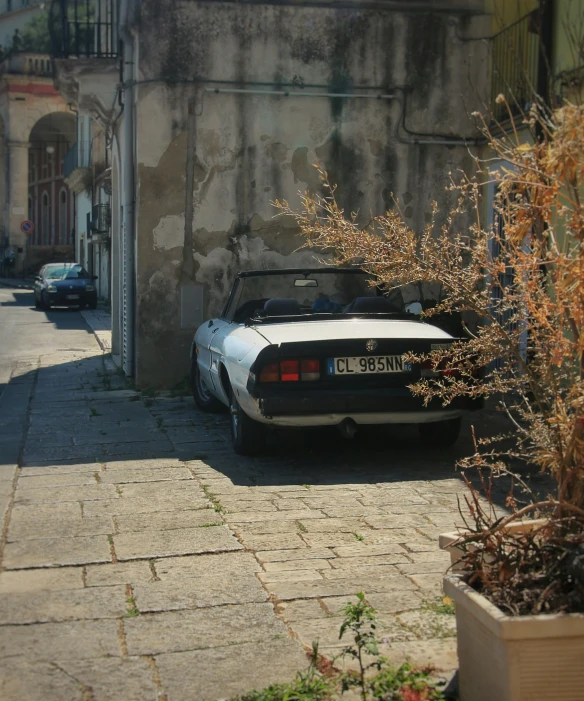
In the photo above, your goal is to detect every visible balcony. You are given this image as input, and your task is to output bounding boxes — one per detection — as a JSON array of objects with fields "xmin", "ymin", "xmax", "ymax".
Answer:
[
  {"xmin": 0, "ymin": 52, "xmax": 53, "ymax": 77},
  {"xmin": 49, "ymin": 0, "xmax": 118, "ymax": 59},
  {"xmin": 490, "ymin": 8, "xmax": 552, "ymax": 122}
]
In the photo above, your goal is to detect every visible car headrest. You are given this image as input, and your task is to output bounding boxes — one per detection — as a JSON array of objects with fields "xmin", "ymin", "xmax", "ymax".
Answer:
[
  {"xmin": 263, "ymin": 298, "xmax": 302, "ymax": 316},
  {"xmin": 345, "ymin": 297, "xmax": 401, "ymax": 313}
]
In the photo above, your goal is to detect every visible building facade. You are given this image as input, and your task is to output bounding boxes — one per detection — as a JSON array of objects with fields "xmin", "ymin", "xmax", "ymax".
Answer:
[
  {"xmin": 0, "ymin": 2, "xmax": 75, "ymax": 274},
  {"xmin": 52, "ymin": 0, "xmax": 490, "ymax": 387}
]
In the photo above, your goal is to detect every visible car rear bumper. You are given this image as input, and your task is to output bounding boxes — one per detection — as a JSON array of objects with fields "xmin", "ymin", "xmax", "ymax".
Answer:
[
  {"xmin": 48, "ymin": 291, "xmax": 97, "ymax": 306},
  {"xmin": 259, "ymin": 409, "xmax": 465, "ymax": 427},
  {"xmin": 249, "ymin": 388, "xmax": 482, "ymax": 426}
]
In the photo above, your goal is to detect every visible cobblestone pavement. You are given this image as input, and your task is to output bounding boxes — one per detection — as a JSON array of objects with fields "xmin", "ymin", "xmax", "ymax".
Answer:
[{"xmin": 0, "ymin": 286, "xmax": 548, "ymax": 700}]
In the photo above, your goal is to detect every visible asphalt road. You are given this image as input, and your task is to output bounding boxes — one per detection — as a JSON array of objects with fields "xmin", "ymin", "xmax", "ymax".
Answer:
[{"xmin": 0, "ymin": 284, "xmax": 99, "ymax": 466}]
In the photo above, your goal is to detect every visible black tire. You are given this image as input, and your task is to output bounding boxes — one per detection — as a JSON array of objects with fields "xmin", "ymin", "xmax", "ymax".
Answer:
[
  {"xmin": 191, "ymin": 358, "xmax": 224, "ymax": 413},
  {"xmin": 418, "ymin": 417, "xmax": 462, "ymax": 449},
  {"xmin": 34, "ymin": 293, "xmax": 40, "ymax": 309},
  {"xmin": 230, "ymin": 389, "xmax": 265, "ymax": 456},
  {"xmin": 40, "ymin": 292, "xmax": 50, "ymax": 310}
]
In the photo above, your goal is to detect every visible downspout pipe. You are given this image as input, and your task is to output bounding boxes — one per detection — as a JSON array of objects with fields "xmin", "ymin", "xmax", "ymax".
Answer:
[{"xmin": 119, "ymin": 0, "xmax": 136, "ymax": 377}]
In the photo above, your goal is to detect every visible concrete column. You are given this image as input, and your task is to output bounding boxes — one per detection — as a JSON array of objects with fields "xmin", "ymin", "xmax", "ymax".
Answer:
[{"xmin": 6, "ymin": 140, "xmax": 29, "ymax": 275}]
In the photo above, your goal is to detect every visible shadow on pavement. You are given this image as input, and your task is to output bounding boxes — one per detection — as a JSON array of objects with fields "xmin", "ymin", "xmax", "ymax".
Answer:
[
  {"xmin": 0, "ymin": 350, "xmax": 553, "ymax": 512},
  {"xmin": 0, "ymin": 289, "xmax": 93, "ymax": 333}
]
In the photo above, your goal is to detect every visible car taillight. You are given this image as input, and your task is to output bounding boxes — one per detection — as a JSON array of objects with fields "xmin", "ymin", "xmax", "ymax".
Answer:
[
  {"xmin": 258, "ymin": 359, "xmax": 321, "ymax": 382},
  {"xmin": 301, "ymin": 359, "xmax": 320, "ymax": 381},
  {"xmin": 280, "ymin": 360, "xmax": 300, "ymax": 381},
  {"xmin": 421, "ymin": 358, "xmax": 459, "ymax": 378},
  {"xmin": 259, "ymin": 363, "xmax": 279, "ymax": 382}
]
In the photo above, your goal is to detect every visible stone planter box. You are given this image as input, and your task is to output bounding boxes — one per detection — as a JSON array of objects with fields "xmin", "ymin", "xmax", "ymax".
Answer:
[
  {"xmin": 438, "ymin": 519, "xmax": 548, "ymax": 571},
  {"xmin": 444, "ymin": 574, "xmax": 584, "ymax": 701}
]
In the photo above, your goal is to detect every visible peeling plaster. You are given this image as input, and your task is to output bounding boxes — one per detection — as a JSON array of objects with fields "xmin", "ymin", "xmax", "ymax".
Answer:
[{"xmin": 153, "ymin": 214, "xmax": 185, "ymax": 250}]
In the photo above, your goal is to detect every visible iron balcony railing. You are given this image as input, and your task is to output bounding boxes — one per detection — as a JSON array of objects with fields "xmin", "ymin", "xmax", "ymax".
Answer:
[
  {"xmin": 49, "ymin": 0, "xmax": 118, "ymax": 59},
  {"xmin": 491, "ymin": 8, "xmax": 552, "ymax": 122}
]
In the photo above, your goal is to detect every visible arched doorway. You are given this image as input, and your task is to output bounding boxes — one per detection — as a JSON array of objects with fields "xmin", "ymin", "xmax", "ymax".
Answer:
[{"xmin": 28, "ymin": 112, "xmax": 75, "ymax": 268}]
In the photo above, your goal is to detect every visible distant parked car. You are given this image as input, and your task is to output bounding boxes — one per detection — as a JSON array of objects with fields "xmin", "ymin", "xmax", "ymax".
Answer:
[
  {"xmin": 34, "ymin": 263, "xmax": 98, "ymax": 311},
  {"xmin": 191, "ymin": 267, "xmax": 482, "ymax": 455}
]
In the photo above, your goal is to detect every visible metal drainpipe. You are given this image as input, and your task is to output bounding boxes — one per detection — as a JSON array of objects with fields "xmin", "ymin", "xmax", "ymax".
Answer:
[
  {"xmin": 119, "ymin": 0, "xmax": 136, "ymax": 378},
  {"xmin": 203, "ymin": 87, "xmax": 482, "ymax": 147}
]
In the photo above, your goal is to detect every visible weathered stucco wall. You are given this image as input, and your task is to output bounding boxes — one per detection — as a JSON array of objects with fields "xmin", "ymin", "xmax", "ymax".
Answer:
[{"xmin": 133, "ymin": 0, "xmax": 489, "ymax": 388}]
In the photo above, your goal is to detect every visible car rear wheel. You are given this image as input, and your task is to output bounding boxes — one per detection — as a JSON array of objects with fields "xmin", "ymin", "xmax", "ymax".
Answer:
[
  {"xmin": 191, "ymin": 358, "xmax": 224, "ymax": 412},
  {"xmin": 230, "ymin": 389, "xmax": 265, "ymax": 456},
  {"xmin": 418, "ymin": 417, "xmax": 462, "ymax": 449}
]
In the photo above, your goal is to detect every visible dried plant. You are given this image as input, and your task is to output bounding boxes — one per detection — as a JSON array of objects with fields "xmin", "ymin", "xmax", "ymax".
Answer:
[{"xmin": 275, "ymin": 99, "xmax": 584, "ymax": 614}]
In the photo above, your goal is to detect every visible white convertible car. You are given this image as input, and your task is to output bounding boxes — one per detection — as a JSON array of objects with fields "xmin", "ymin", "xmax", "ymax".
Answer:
[{"xmin": 191, "ymin": 268, "xmax": 481, "ymax": 455}]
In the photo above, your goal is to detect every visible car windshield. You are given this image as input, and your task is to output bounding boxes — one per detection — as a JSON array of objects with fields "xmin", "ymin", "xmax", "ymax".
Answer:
[
  {"xmin": 45, "ymin": 264, "xmax": 91, "ymax": 281},
  {"xmin": 225, "ymin": 270, "xmax": 405, "ymax": 323}
]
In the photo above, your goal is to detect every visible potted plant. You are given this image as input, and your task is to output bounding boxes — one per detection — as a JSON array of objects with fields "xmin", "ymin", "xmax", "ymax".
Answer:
[{"xmin": 277, "ymin": 97, "xmax": 584, "ymax": 701}]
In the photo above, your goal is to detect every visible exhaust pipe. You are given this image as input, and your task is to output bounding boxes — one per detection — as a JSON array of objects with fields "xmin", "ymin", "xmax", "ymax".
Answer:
[{"xmin": 338, "ymin": 418, "xmax": 358, "ymax": 440}]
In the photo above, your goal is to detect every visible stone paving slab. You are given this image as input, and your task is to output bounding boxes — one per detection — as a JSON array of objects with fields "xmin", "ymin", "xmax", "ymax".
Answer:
[
  {"xmin": 113, "ymin": 524, "xmax": 242, "ymax": 561},
  {"xmin": 153, "ymin": 552, "xmax": 261, "ymax": 580},
  {"xmin": 125, "ymin": 602, "xmax": 288, "ymax": 655},
  {"xmin": 3, "ymin": 535, "xmax": 112, "ymax": 569},
  {"xmin": 8, "ymin": 514, "xmax": 113, "ymax": 540},
  {"xmin": 0, "ymin": 568, "xmax": 84, "ymax": 593},
  {"xmin": 85, "ymin": 560, "xmax": 155, "ymax": 587},
  {"xmin": 0, "ymin": 585, "xmax": 127, "ymax": 624},
  {"xmin": 0, "ymin": 619, "xmax": 121, "ymax": 661},
  {"xmin": 133, "ymin": 574, "xmax": 268, "ymax": 612},
  {"xmin": 114, "ymin": 509, "xmax": 223, "ymax": 532},
  {"xmin": 14, "ymin": 483, "xmax": 119, "ymax": 504},
  {"xmin": 82, "ymin": 495, "xmax": 209, "ymax": 517},
  {"xmin": 155, "ymin": 638, "xmax": 308, "ymax": 701}
]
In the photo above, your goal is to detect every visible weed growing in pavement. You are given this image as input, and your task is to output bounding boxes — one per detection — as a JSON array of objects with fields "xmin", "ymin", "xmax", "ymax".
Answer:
[
  {"xmin": 297, "ymin": 521, "xmax": 308, "ymax": 533},
  {"xmin": 143, "ymin": 398, "xmax": 153, "ymax": 408},
  {"xmin": 234, "ymin": 643, "xmax": 335, "ymax": 701},
  {"xmin": 89, "ymin": 407, "xmax": 101, "ymax": 417},
  {"xmin": 198, "ymin": 522, "xmax": 223, "ymax": 528},
  {"xmin": 202, "ymin": 485, "xmax": 226, "ymax": 514},
  {"xmin": 352, "ymin": 533, "xmax": 365, "ymax": 542},
  {"xmin": 168, "ymin": 377, "xmax": 190, "ymax": 399},
  {"xmin": 125, "ymin": 596, "xmax": 140, "ymax": 618},
  {"xmin": 423, "ymin": 597, "xmax": 455, "ymax": 617},
  {"xmin": 302, "ymin": 484, "xmax": 312, "ymax": 490},
  {"xmin": 231, "ymin": 595, "xmax": 446, "ymax": 701}
]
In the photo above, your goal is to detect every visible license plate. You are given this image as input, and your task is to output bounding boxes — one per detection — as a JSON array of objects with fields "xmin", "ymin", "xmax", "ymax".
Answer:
[
  {"xmin": 327, "ymin": 356, "xmax": 412, "ymax": 375},
  {"xmin": 66, "ymin": 295, "xmax": 80, "ymax": 300}
]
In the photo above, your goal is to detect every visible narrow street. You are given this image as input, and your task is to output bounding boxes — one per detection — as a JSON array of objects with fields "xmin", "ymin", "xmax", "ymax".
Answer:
[{"xmin": 0, "ymin": 284, "xmax": 508, "ymax": 699}]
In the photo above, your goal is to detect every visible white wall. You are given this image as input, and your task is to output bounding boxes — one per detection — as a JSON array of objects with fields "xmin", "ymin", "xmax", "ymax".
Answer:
[{"xmin": 0, "ymin": 2, "xmax": 45, "ymax": 49}]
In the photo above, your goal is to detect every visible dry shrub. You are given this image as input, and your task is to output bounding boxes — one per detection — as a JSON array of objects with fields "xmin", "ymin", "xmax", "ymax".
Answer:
[{"xmin": 275, "ymin": 100, "xmax": 584, "ymax": 614}]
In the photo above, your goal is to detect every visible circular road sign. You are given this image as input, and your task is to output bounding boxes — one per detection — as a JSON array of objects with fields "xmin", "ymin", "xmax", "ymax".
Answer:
[{"xmin": 21, "ymin": 220, "xmax": 35, "ymax": 235}]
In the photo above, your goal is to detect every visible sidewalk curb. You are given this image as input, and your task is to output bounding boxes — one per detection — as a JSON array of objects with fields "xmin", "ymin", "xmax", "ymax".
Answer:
[{"xmin": 80, "ymin": 309, "xmax": 113, "ymax": 355}]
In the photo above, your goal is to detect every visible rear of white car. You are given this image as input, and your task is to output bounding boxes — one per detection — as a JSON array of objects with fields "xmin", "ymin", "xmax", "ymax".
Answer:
[{"xmin": 192, "ymin": 268, "xmax": 482, "ymax": 455}]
